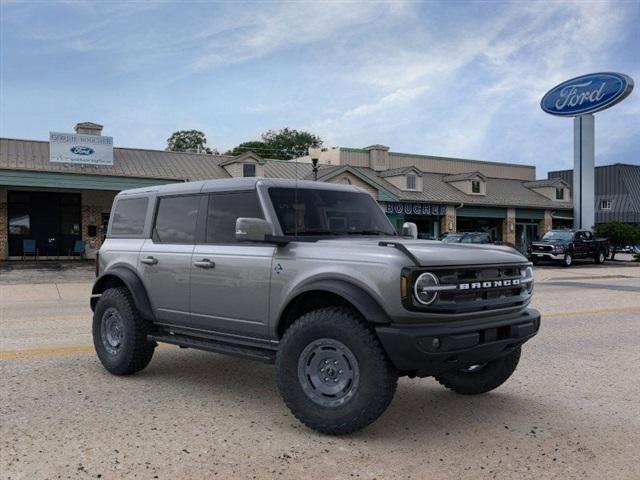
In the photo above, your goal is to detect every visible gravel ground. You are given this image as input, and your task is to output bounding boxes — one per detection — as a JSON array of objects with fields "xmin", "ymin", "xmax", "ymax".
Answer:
[{"xmin": 1, "ymin": 263, "xmax": 639, "ymax": 479}]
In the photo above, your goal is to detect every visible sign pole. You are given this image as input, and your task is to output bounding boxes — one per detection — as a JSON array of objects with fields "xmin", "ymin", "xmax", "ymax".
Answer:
[{"xmin": 572, "ymin": 114, "xmax": 595, "ymax": 229}]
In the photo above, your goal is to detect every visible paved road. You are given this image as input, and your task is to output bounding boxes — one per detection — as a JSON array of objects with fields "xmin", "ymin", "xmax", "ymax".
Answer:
[{"xmin": 1, "ymin": 265, "xmax": 639, "ymax": 479}]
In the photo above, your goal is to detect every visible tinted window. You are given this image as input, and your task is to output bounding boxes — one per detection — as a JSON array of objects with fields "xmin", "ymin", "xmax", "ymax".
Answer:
[
  {"xmin": 110, "ymin": 198, "xmax": 148, "ymax": 236},
  {"xmin": 153, "ymin": 195, "xmax": 200, "ymax": 244},
  {"xmin": 206, "ymin": 192, "xmax": 263, "ymax": 243},
  {"xmin": 268, "ymin": 188, "xmax": 396, "ymax": 236}
]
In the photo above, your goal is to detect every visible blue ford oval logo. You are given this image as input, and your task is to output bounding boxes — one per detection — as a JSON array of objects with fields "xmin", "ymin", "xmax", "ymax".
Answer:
[
  {"xmin": 70, "ymin": 146, "xmax": 95, "ymax": 155},
  {"xmin": 541, "ymin": 72, "xmax": 633, "ymax": 116}
]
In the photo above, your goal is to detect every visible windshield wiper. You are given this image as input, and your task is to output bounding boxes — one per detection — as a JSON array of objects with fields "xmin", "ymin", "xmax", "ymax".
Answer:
[
  {"xmin": 292, "ymin": 230, "xmax": 340, "ymax": 236},
  {"xmin": 346, "ymin": 230, "xmax": 389, "ymax": 236}
]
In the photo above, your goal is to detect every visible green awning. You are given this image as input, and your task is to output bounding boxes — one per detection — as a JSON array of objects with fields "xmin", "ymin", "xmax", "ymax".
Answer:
[
  {"xmin": 0, "ymin": 169, "xmax": 178, "ymax": 191},
  {"xmin": 457, "ymin": 206, "xmax": 507, "ymax": 218}
]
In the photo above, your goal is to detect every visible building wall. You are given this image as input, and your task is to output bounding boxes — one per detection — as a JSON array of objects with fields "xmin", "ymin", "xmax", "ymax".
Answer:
[
  {"xmin": 222, "ymin": 160, "xmax": 265, "ymax": 178},
  {"xmin": 326, "ymin": 173, "xmax": 378, "ymax": 199},
  {"xmin": 384, "ymin": 174, "xmax": 423, "ymax": 193},
  {"xmin": 0, "ymin": 187, "xmax": 7, "ymax": 260}
]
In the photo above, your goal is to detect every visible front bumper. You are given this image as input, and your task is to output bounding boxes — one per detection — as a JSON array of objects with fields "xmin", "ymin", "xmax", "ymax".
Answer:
[
  {"xmin": 530, "ymin": 252, "xmax": 564, "ymax": 260},
  {"xmin": 375, "ymin": 308, "xmax": 540, "ymax": 377}
]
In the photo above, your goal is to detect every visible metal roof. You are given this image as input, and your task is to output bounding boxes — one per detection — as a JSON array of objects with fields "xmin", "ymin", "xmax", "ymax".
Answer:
[
  {"xmin": 443, "ymin": 171, "xmax": 486, "ymax": 182},
  {"xmin": 0, "ymin": 137, "xmax": 231, "ymax": 181}
]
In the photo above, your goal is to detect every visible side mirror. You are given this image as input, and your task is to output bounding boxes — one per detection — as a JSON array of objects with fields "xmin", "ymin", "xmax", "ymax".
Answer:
[
  {"xmin": 401, "ymin": 222, "xmax": 418, "ymax": 239},
  {"xmin": 235, "ymin": 218, "xmax": 273, "ymax": 242}
]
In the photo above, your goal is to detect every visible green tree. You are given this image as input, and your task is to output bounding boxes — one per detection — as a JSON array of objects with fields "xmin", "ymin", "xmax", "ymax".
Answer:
[
  {"xmin": 225, "ymin": 141, "xmax": 268, "ymax": 157},
  {"xmin": 594, "ymin": 222, "xmax": 640, "ymax": 260},
  {"xmin": 226, "ymin": 128, "xmax": 322, "ymax": 160},
  {"xmin": 167, "ymin": 130, "xmax": 217, "ymax": 154}
]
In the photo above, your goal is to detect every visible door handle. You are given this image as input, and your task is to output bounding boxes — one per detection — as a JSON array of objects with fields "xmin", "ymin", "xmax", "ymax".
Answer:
[
  {"xmin": 140, "ymin": 256, "xmax": 158, "ymax": 265},
  {"xmin": 193, "ymin": 259, "xmax": 215, "ymax": 269}
]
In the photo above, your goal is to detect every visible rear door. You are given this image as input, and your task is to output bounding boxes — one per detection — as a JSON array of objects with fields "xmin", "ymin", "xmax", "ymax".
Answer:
[
  {"xmin": 139, "ymin": 194, "xmax": 201, "ymax": 327},
  {"xmin": 189, "ymin": 190, "xmax": 274, "ymax": 340}
]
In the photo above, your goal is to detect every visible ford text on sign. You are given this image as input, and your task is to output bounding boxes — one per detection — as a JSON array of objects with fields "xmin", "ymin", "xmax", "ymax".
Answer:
[
  {"xmin": 541, "ymin": 72, "xmax": 633, "ymax": 116},
  {"xmin": 49, "ymin": 132, "xmax": 114, "ymax": 166}
]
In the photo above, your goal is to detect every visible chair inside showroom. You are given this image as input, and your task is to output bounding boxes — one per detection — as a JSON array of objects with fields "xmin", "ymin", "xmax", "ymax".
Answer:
[
  {"xmin": 22, "ymin": 239, "xmax": 38, "ymax": 261},
  {"xmin": 68, "ymin": 240, "xmax": 86, "ymax": 260}
]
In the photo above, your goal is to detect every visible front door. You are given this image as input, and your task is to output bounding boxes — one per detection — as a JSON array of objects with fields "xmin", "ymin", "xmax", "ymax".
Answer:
[
  {"xmin": 189, "ymin": 191, "xmax": 273, "ymax": 340},
  {"xmin": 138, "ymin": 194, "xmax": 201, "ymax": 327}
]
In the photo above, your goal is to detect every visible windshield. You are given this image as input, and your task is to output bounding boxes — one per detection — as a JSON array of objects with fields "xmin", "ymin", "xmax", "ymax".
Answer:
[
  {"xmin": 268, "ymin": 187, "xmax": 396, "ymax": 237},
  {"xmin": 542, "ymin": 231, "xmax": 574, "ymax": 241}
]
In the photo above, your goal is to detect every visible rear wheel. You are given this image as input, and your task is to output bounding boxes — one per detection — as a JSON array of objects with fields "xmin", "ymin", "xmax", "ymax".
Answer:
[
  {"xmin": 92, "ymin": 287, "xmax": 155, "ymax": 375},
  {"xmin": 276, "ymin": 307, "xmax": 398, "ymax": 435},
  {"xmin": 435, "ymin": 347, "xmax": 521, "ymax": 395}
]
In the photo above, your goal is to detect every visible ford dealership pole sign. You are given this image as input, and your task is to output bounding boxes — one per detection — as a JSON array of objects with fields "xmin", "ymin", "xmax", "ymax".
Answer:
[
  {"xmin": 49, "ymin": 132, "xmax": 114, "ymax": 166},
  {"xmin": 541, "ymin": 72, "xmax": 634, "ymax": 230},
  {"xmin": 541, "ymin": 72, "xmax": 634, "ymax": 116}
]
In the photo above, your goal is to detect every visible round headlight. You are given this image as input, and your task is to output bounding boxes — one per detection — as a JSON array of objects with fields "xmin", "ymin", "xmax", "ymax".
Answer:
[
  {"xmin": 413, "ymin": 272, "xmax": 440, "ymax": 305},
  {"xmin": 521, "ymin": 266, "xmax": 534, "ymax": 293},
  {"xmin": 556, "ymin": 245, "xmax": 565, "ymax": 253}
]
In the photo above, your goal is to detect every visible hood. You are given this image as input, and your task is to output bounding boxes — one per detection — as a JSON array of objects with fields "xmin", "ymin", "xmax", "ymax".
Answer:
[
  {"xmin": 314, "ymin": 237, "xmax": 528, "ymax": 267},
  {"xmin": 531, "ymin": 239, "xmax": 565, "ymax": 246}
]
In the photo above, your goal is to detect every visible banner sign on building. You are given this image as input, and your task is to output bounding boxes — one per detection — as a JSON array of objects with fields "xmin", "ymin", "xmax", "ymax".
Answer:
[
  {"xmin": 49, "ymin": 132, "xmax": 114, "ymax": 166},
  {"xmin": 383, "ymin": 202, "xmax": 447, "ymax": 216}
]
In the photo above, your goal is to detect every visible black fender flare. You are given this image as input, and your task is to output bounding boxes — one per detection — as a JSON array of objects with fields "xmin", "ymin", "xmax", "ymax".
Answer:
[
  {"xmin": 91, "ymin": 266, "xmax": 154, "ymax": 321},
  {"xmin": 282, "ymin": 279, "xmax": 392, "ymax": 325}
]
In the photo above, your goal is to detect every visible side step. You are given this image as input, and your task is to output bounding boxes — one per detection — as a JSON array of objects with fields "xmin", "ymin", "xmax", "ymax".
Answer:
[{"xmin": 148, "ymin": 333, "xmax": 276, "ymax": 364}]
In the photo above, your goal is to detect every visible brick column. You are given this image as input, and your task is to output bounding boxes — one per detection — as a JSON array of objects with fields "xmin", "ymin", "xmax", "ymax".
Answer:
[
  {"xmin": 502, "ymin": 207, "xmax": 516, "ymax": 244},
  {"xmin": 539, "ymin": 210, "xmax": 553, "ymax": 238},
  {"xmin": 440, "ymin": 205, "xmax": 457, "ymax": 234},
  {"xmin": 0, "ymin": 188, "xmax": 7, "ymax": 261},
  {"xmin": 81, "ymin": 191, "xmax": 116, "ymax": 260}
]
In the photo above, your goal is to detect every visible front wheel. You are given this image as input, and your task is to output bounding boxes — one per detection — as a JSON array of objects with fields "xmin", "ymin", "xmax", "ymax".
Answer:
[
  {"xmin": 595, "ymin": 250, "xmax": 606, "ymax": 264},
  {"xmin": 562, "ymin": 253, "xmax": 573, "ymax": 267},
  {"xmin": 435, "ymin": 347, "xmax": 521, "ymax": 395},
  {"xmin": 92, "ymin": 287, "xmax": 155, "ymax": 375},
  {"xmin": 276, "ymin": 307, "xmax": 398, "ymax": 435}
]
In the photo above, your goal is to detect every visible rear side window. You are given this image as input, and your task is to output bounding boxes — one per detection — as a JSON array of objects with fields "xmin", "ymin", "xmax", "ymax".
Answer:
[
  {"xmin": 206, "ymin": 191, "xmax": 263, "ymax": 244},
  {"xmin": 153, "ymin": 195, "xmax": 200, "ymax": 244},
  {"xmin": 110, "ymin": 197, "xmax": 148, "ymax": 237}
]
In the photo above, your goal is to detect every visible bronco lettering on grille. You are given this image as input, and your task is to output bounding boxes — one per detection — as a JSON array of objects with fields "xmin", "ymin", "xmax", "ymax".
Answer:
[{"xmin": 458, "ymin": 279, "xmax": 520, "ymax": 290}]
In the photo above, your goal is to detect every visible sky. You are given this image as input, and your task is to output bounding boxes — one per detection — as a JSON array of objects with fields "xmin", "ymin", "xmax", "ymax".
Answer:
[{"xmin": 1, "ymin": 0, "xmax": 638, "ymax": 177}]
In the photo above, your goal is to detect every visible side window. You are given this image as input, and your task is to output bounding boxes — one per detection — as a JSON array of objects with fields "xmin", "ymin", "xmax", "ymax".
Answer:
[
  {"xmin": 206, "ymin": 191, "xmax": 263, "ymax": 244},
  {"xmin": 153, "ymin": 195, "xmax": 200, "ymax": 244},
  {"xmin": 110, "ymin": 197, "xmax": 148, "ymax": 236}
]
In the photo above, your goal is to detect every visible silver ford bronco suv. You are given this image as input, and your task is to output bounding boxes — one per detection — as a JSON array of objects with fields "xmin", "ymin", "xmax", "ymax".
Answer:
[{"xmin": 91, "ymin": 178, "xmax": 539, "ymax": 434}]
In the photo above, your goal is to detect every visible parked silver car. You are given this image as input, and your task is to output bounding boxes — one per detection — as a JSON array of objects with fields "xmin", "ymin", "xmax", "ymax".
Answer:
[{"xmin": 91, "ymin": 178, "xmax": 539, "ymax": 434}]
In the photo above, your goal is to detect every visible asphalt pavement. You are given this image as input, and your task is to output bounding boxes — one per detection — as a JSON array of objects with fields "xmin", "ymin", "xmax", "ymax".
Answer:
[{"xmin": 1, "ymin": 261, "xmax": 639, "ymax": 479}]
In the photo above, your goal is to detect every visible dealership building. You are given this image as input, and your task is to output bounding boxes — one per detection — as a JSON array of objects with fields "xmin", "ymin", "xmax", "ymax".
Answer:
[{"xmin": 0, "ymin": 121, "xmax": 609, "ymax": 261}]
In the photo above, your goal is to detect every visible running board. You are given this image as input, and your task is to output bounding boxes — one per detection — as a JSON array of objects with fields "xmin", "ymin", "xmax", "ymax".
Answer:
[{"xmin": 148, "ymin": 333, "xmax": 276, "ymax": 364}]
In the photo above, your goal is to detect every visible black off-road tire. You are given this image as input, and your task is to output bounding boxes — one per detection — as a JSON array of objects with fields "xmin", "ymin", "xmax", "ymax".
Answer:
[
  {"xmin": 276, "ymin": 307, "xmax": 398, "ymax": 435},
  {"xmin": 92, "ymin": 287, "xmax": 155, "ymax": 375},
  {"xmin": 435, "ymin": 347, "xmax": 521, "ymax": 395},
  {"xmin": 594, "ymin": 250, "xmax": 606, "ymax": 264},
  {"xmin": 562, "ymin": 253, "xmax": 573, "ymax": 267}
]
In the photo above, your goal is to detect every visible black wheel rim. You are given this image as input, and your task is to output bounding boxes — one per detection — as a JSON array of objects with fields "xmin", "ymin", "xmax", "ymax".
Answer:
[
  {"xmin": 297, "ymin": 338, "xmax": 360, "ymax": 408},
  {"xmin": 101, "ymin": 307, "xmax": 124, "ymax": 356}
]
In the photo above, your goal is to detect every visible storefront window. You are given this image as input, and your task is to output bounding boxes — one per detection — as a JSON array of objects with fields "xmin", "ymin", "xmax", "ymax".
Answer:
[
  {"xmin": 8, "ymin": 193, "xmax": 30, "ymax": 234},
  {"xmin": 9, "ymin": 207, "xmax": 30, "ymax": 234}
]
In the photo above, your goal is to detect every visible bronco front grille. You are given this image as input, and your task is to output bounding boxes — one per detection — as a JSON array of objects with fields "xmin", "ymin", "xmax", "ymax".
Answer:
[{"xmin": 404, "ymin": 264, "xmax": 532, "ymax": 314}]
